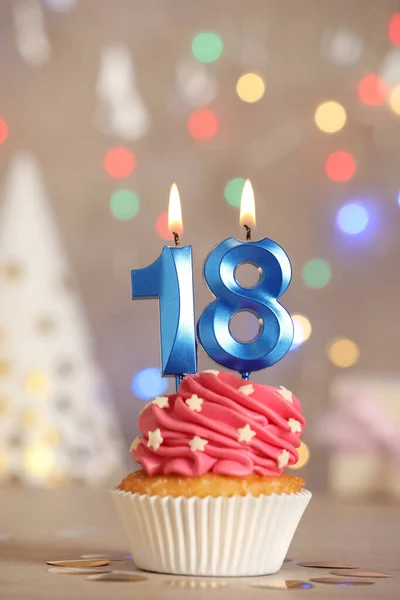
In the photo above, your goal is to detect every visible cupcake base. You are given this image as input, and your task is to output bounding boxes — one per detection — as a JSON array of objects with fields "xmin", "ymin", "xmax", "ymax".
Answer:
[{"xmin": 111, "ymin": 488, "xmax": 311, "ymax": 576}]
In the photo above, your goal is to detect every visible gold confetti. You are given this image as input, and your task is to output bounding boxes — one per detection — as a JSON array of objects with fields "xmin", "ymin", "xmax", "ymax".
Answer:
[
  {"xmin": 47, "ymin": 567, "xmax": 112, "ymax": 574},
  {"xmin": 298, "ymin": 561, "xmax": 359, "ymax": 569},
  {"xmin": 47, "ymin": 559, "xmax": 110, "ymax": 568},
  {"xmin": 310, "ymin": 578, "xmax": 374, "ymax": 585},
  {"xmin": 330, "ymin": 570, "xmax": 392, "ymax": 579},
  {"xmin": 25, "ymin": 372, "xmax": 51, "ymax": 397},
  {"xmin": 86, "ymin": 572, "xmax": 147, "ymax": 582}
]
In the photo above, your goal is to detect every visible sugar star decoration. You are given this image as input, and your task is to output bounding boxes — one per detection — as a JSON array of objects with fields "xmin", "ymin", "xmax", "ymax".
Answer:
[
  {"xmin": 189, "ymin": 435, "xmax": 208, "ymax": 452},
  {"xmin": 238, "ymin": 384, "xmax": 254, "ymax": 395},
  {"xmin": 152, "ymin": 396, "xmax": 169, "ymax": 408},
  {"xmin": 185, "ymin": 394, "xmax": 203, "ymax": 412},
  {"xmin": 237, "ymin": 424, "xmax": 256, "ymax": 443},
  {"xmin": 203, "ymin": 369, "xmax": 219, "ymax": 376},
  {"xmin": 288, "ymin": 418, "xmax": 301, "ymax": 434},
  {"xmin": 147, "ymin": 428, "xmax": 163, "ymax": 451},
  {"xmin": 277, "ymin": 386, "xmax": 293, "ymax": 404},
  {"xmin": 277, "ymin": 449, "xmax": 290, "ymax": 469},
  {"xmin": 130, "ymin": 436, "xmax": 141, "ymax": 451}
]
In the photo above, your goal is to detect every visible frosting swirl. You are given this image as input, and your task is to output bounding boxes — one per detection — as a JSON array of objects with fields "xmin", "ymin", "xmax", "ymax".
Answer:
[{"xmin": 131, "ymin": 371, "xmax": 305, "ymax": 477}]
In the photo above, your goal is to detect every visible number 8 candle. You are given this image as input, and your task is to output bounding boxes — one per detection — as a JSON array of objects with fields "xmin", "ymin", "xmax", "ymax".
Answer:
[
  {"xmin": 131, "ymin": 184, "xmax": 197, "ymax": 390},
  {"xmin": 197, "ymin": 180, "xmax": 294, "ymax": 378}
]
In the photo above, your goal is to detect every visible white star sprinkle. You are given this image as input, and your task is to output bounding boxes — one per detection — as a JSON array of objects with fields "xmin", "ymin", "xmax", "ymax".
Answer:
[
  {"xmin": 203, "ymin": 369, "xmax": 220, "ymax": 376},
  {"xmin": 188, "ymin": 435, "xmax": 208, "ymax": 452},
  {"xmin": 130, "ymin": 436, "xmax": 141, "ymax": 451},
  {"xmin": 277, "ymin": 386, "xmax": 293, "ymax": 403},
  {"xmin": 185, "ymin": 394, "xmax": 204, "ymax": 412},
  {"xmin": 288, "ymin": 418, "xmax": 302, "ymax": 434},
  {"xmin": 237, "ymin": 424, "xmax": 256, "ymax": 443},
  {"xmin": 238, "ymin": 384, "xmax": 254, "ymax": 395},
  {"xmin": 277, "ymin": 449, "xmax": 290, "ymax": 469},
  {"xmin": 147, "ymin": 428, "xmax": 163, "ymax": 451},
  {"xmin": 152, "ymin": 396, "xmax": 169, "ymax": 409}
]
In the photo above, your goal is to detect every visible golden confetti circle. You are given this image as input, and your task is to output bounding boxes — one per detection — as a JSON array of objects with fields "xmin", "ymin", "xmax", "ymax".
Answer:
[
  {"xmin": 25, "ymin": 372, "xmax": 51, "ymax": 397},
  {"xmin": 288, "ymin": 441, "xmax": 310, "ymax": 470},
  {"xmin": 23, "ymin": 444, "xmax": 55, "ymax": 478}
]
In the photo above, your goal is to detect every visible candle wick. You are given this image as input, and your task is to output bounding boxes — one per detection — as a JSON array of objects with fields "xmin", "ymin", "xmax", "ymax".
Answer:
[
  {"xmin": 172, "ymin": 231, "xmax": 181, "ymax": 247},
  {"xmin": 243, "ymin": 225, "xmax": 251, "ymax": 241}
]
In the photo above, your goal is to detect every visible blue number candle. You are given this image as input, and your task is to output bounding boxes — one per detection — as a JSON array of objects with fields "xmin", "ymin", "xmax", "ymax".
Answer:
[
  {"xmin": 198, "ymin": 181, "xmax": 293, "ymax": 377},
  {"xmin": 131, "ymin": 185, "xmax": 197, "ymax": 389}
]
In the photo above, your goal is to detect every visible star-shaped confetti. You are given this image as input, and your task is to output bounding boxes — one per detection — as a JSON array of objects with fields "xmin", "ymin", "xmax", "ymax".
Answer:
[
  {"xmin": 152, "ymin": 396, "xmax": 169, "ymax": 409},
  {"xmin": 288, "ymin": 418, "xmax": 301, "ymax": 434},
  {"xmin": 237, "ymin": 424, "xmax": 256, "ymax": 443},
  {"xmin": 277, "ymin": 386, "xmax": 293, "ymax": 403},
  {"xmin": 238, "ymin": 384, "xmax": 254, "ymax": 395},
  {"xmin": 147, "ymin": 428, "xmax": 163, "ymax": 451},
  {"xmin": 130, "ymin": 436, "xmax": 141, "ymax": 451},
  {"xmin": 185, "ymin": 394, "xmax": 203, "ymax": 412},
  {"xmin": 188, "ymin": 435, "xmax": 208, "ymax": 452},
  {"xmin": 203, "ymin": 369, "xmax": 219, "ymax": 376},
  {"xmin": 277, "ymin": 449, "xmax": 290, "ymax": 469}
]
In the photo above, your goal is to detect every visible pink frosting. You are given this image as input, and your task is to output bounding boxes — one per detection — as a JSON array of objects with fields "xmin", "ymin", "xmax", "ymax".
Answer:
[{"xmin": 132, "ymin": 371, "xmax": 305, "ymax": 477}]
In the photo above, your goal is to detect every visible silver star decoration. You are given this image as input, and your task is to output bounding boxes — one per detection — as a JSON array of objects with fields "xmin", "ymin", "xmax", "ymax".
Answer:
[
  {"xmin": 130, "ymin": 436, "xmax": 141, "ymax": 451},
  {"xmin": 203, "ymin": 369, "xmax": 220, "ymax": 376},
  {"xmin": 238, "ymin": 384, "xmax": 254, "ymax": 395},
  {"xmin": 237, "ymin": 424, "xmax": 256, "ymax": 443},
  {"xmin": 152, "ymin": 396, "xmax": 169, "ymax": 408},
  {"xmin": 147, "ymin": 428, "xmax": 163, "ymax": 451},
  {"xmin": 188, "ymin": 435, "xmax": 208, "ymax": 452},
  {"xmin": 288, "ymin": 418, "xmax": 301, "ymax": 434},
  {"xmin": 277, "ymin": 449, "xmax": 290, "ymax": 469},
  {"xmin": 277, "ymin": 386, "xmax": 293, "ymax": 403},
  {"xmin": 185, "ymin": 394, "xmax": 203, "ymax": 412}
]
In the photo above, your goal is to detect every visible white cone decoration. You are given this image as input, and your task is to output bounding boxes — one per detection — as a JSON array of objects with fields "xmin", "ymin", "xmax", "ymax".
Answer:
[
  {"xmin": 0, "ymin": 153, "xmax": 125, "ymax": 487},
  {"xmin": 95, "ymin": 43, "xmax": 151, "ymax": 141},
  {"xmin": 175, "ymin": 57, "xmax": 218, "ymax": 107},
  {"xmin": 13, "ymin": 0, "xmax": 51, "ymax": 67}
]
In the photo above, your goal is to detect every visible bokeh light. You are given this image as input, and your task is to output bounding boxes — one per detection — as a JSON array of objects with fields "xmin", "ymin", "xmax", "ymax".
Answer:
[
  {"xmin": 314, "ymin": 101, "xmax": 346, "ymax": 133},
  {"xmin": 389, "ymin": 13, "xmax": 400, "ymax": 46},
  {"xmin": 191, "ymin": 32, "xmax": 223, "ymax": 63},
  {"xmin": 131, "ymin": 367, "xmax": 168, "ymax": 400},
  {"xmin": 104, "ymin": 147, "xmax": 135, "ymax": 178},
  {"xmin": 224, "ymin": 178, "xmax": 246, "ymax": 207},
  {"xmin": 25, "ymin": 372, "xmax": 51, "ymax": 397},
  {"xmin": 397, "ymin": 190, "xmax": 400, "ymax": 206},
  {"xmin": 336, "ymin": 202, "xmax": 369, "ymax": 235},
  {"xmin": 325, "ymin": 151, "xmax": 356, "ymax": 182},
  {"xmin": 187, "ymin": 109, "xmax": 218, "ymax": 140},
  {"xmin": 236, "ymin": 73, "xmax": 266, "ymax": 103},
  {"xmin": 302, "ymin": 258, "xmax": 332, "ymax": 289},
  {"xmin": 288, "ymin": 441, "xmax": 310, "ymax": 470},
  {"xmin": 291, "ymin": 314, "xmax": 312, "ymax": 349},
  {"xmin": 155, "ymin": 211, "xmax": 183, "ymax": 240},
  {"xmin": 0, "ymin": 119, "xmax": 8, "ymax": 145},
  {"xmin": 24, "ymin": 443, "xmax": 55, "ymax": 478},
  {"xmin": 358, "ymin": 74, "xmax": 388, "ymax": 106},
  {"xmin": 110, "ymin": 190, "xmax": 140, "ymax": 220},
  {"xmin": 328, "ymin": 338, "xmax": 359, "ymax": 368},
  {"xmin": 322, "ymin": 28, "xmax": 363, "ymax": 66},
  {"xmin": 389, "ymin": 84, "xmax": 400, "ymax": 114},
  {"xmin": 42, "ymin": 0, "xmax": 77, "ymax": 11}
]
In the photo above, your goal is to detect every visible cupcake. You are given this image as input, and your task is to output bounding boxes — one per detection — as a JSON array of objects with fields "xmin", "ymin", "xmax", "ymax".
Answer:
[{"xmin": 112, "ymin": 370, "xmax": 311, "ymax": 576}]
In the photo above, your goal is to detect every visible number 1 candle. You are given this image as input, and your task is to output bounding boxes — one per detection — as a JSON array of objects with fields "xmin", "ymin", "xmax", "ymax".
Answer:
[
  {"xmin": 197, "ymin": 180, "xmax": 294, "ymax": 378},
  {"xmin": 131, "ymin": 184, "xmax": 197, "ymax": 390}
]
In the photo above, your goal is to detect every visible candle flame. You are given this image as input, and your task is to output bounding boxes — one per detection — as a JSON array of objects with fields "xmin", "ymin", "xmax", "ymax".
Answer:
[
  {"xmin": 239, "ymin": 179, "xmax": 256, "ymax": 228},
  {"xmin": 168, "ymin": 182, "xmax": 183, "ymax": 234}
]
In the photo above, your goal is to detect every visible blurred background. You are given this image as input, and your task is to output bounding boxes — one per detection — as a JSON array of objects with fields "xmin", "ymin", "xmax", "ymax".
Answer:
[{"xmin": 0, "ymin": 0, "xmax": 400, "ymax": 497}]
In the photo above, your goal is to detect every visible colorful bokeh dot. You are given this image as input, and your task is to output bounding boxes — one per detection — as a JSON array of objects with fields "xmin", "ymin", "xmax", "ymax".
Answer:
[
  {"xmin": 131, "ymin": 367, "xmax": 168, "ymax": 400},
  {"xmin": 0, "ymin": 119, "xmax": 8, "ymax": 145},
  {"xmin": 325, "ymin": 151, "xmax": 356, "ymax": 182},
  {"xmin": 188, "ymin": 109, "xmax": 218, "ymax": 140},
  {"xmin": 291, "ymin": 314, "xmax": 312, "ymax": 349},
  {"xmin": 389, "ymin": 84, "xmax": 400, "ymax": 115},
  {"xmin": 224, "ymin": 177, "xmax": 246, "ymax": 207},
  {"xmin": 104, "ymin": 147, "xmax": 135, "ymax": 178},
  {"xmin": 236, "ymin": 73, "xmax": 266, "ymax": 103},
  {"xmin": 23, "ymin": 444, "xmax": 55, "ymax": 478},
  {"xmin": 389, "ymin": 13, "xmax": 400, "ymax": 46},
  {"xmin": 358, "ymin": 74, "xmax": 388, "ymax": 106},
  {"xmin": 191, "ymin": 32, "xmax": 223, "ymax": 63},
  {"xmin": 336, "ymin": 202, "xmax": 369, "ymax": 235},
  {"xmin": 314, "ymin": 101, "xmax": 346, "ymax": 133},
  {"xmin": 110, "ymin": 190, "xmax": 140, "ymax": 220},
  {"xmin": 328, "ymin": 338, "xmax": 359, "ymax": 368},
  {"xmin": 155, "ymin": 211, "xmax": 183, "ymax": 240},
  {"xmin": 302, "ymin": 258, "xmax": 332, "ymax": 289}
]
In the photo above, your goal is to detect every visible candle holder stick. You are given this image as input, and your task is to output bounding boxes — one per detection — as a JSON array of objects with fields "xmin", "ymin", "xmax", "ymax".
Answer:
[
  {"xmin": 240, "ymin": 371, "xmax": 250, "ymax": 380},
  {"xmin": 175, "ymin": 374, "xmax": 183, "ymax": 391}
]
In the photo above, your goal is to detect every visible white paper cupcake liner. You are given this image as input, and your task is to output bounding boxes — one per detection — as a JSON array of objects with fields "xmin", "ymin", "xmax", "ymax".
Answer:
[{"xmin": 111, "ymin": 488, "xmax": 311, "ymax": 577}]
